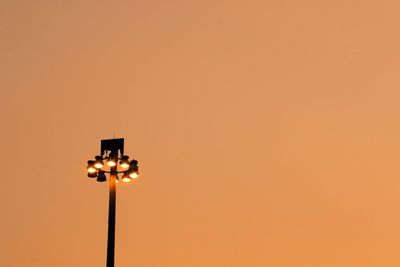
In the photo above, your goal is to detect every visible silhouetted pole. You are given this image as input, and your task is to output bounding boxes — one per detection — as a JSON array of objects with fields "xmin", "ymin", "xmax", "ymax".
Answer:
[
  {"xmin": 106, "ymin": 154, "xmax": 117, "ymax": 267},
  {"xmin": 86, "ymin": 138, "xmax": 140, "ymax": 267}
]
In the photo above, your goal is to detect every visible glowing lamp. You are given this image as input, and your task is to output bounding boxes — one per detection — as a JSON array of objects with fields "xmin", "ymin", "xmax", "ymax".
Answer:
[
  {"xmin": 87, "ymin": 167, "xmax": 97, "ymax": 173},
  {"xmin": 107, "ymin": 158, "xmax": 117, "ymax": 167},
  {"xmin": 129, "ymin": 171, "xmax": 139, "ymax": 179},
  {"xmin": 122, "ymin": 177, "xmax": 131, "ymax": 183},
  {"xmin": 87, "ymin": 160, "xmax": 97, "ymax": 173},
  {"xmin": 120, "ymin": 155, "xmax": 130, "ymax": 169},
  {"xmin": 122, "ymin": 173, "xmax": 132, "ymax": 183},
  {"xmin": 127, "ymin": 160, "xmax": 139, "ymax": 179},
  {"xmin": 94, "ymin": 155, "xmax": 104, "ymax": 169}
]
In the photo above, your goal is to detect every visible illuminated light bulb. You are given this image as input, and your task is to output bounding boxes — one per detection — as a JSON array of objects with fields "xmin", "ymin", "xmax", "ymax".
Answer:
[
  {"xmin": 87, "ymin": 160, "xmax": 97, "ymax": 173},
  {"xmin": 87, "ymin": 166, "xmax": 97, "ymax": 173},
  {"xmin": 122, "ymin": 176, "xmax": 132, "ymax": 183},
  {"xmin": 120, "ymin": 155, "xmax": 130, "ymax": 169},
  {"xmin": 129, "ymin": 172, "xmax": 139, "ymax": 179},
  {"xmin": 124, "ymin": 160, "xmax": 139, "ymax": 179},
  {"xmin": 107, "ymin": 159, "xmax": 117, "ymax": 167},
  {"xmin": 122, "ymin": 172, "xmax": 133, "ymax": 183},
  {"xmin": 94, "ymin": 156, "xmax": 104, "ymax": 169},
  {"xmin": 120, "ymin": 161, "xmax": 129, "ymax": 169},
  {"xmin": 94, "ymin": 162, "xmax": 103, "ymax": 169}
]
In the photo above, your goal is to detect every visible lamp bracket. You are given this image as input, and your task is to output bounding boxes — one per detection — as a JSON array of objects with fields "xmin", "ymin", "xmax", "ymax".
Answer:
[{"xmin": 101, "ymin": 138, "xmax": 124, "ymax": 157}]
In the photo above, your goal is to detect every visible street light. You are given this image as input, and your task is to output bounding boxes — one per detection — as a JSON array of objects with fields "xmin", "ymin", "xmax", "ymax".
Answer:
[
  {"xmin": 94, "ymin": 155, "xmax": 104, "ymax": 169},
  {"xmin": 87, "ymin": 160, "xmax": 97, "ymax": 174},
  {"xmin": 85, "ymin": 138, "xmax": 140, "ymax": 267},
  {"xmin": 97, "ymin": 170, "xmax": 107, "ymax": 182},
  {"xmin": 120, "ymin": 155, "xmax": 130, "ymax": 169},
  {"xmin": 106, "ymin": 154, "xmax": 117, "ymax": 167}
]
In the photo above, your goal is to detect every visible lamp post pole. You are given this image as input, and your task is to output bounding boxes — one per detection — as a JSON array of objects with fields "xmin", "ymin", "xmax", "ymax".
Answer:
[
  {"xmin": 85, "ymin": 138, "xmax": 140, "ymax": 267},
  {"xmin": 107, "ymin": 154, "xmax": 117, "ymax": 267}
]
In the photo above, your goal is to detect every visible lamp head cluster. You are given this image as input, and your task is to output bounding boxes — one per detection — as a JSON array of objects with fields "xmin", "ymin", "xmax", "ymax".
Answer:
[
  {"xmin": 86, "ymin": 138, "xmax": 139, "ymax": 183},
  {"xmin": 86, "ymin": 153, "xmax": 139, "ymax": 183}
]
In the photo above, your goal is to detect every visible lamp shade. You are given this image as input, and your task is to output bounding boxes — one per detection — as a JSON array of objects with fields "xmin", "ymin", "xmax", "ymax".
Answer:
[
  {"xmin": 97, "ymin": 171, "xmax": 107, "ymax": 182},
  {"xmin": 94, "ymin": 155, "xmax": 104, "ymax": 169}
]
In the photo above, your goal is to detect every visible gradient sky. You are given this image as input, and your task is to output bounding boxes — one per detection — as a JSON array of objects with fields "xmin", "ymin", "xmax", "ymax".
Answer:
[{"xmin": 1, "ymin": 0, "xmax": 400, "ymax": 266}]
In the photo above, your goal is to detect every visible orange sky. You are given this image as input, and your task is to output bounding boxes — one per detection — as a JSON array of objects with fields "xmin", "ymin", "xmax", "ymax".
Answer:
[{"xmin": 1, "ymin": 0, "xmax": 400, "ymax": 266}]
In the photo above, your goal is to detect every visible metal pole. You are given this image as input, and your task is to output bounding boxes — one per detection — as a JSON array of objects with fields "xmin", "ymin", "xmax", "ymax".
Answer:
[{"xmin": 106, "ymin": 157, "xmax": 117, "ymax": 267}]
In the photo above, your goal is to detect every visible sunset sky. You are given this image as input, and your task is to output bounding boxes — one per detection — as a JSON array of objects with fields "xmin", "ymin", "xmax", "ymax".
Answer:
[{"xmin": 2, "ymin": 0, "xmax": 400, "ymax": 266}]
